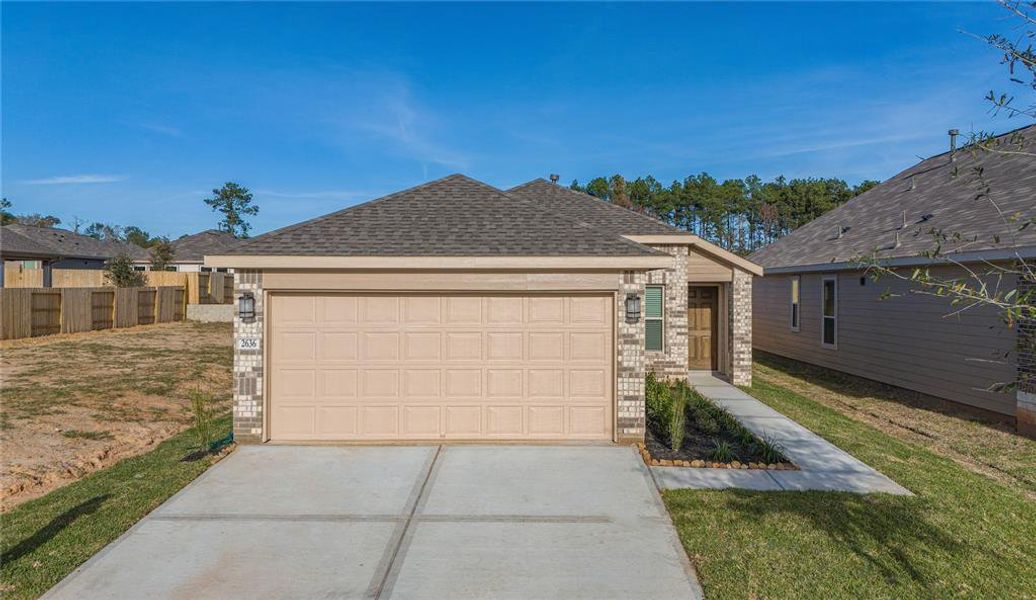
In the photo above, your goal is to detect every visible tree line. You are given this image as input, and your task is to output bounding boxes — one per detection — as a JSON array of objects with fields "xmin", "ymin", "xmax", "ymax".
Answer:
[{"xmin": 570, "ymin": 174, "xmax": 878, "ymax": 255}]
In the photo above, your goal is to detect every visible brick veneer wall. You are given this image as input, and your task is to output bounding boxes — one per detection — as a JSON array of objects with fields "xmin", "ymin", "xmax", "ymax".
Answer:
[
  {"xmin": 644, "ymin": 245, "xmax": 690, "ymax": 380},
  {"xmin": 1018, "ymin": 272, "xmax": 1035, "ymax": 437},
  {"xmin": 729, "ymin": 269, "xmax": 753, "ymax": 386},
  {"xmin": 617, "ymin": 270, "xmax": 647, "ymax": 442},
  {"xmin": 233, "ymin": 269, "xmax": 264, "ymax": 443}
]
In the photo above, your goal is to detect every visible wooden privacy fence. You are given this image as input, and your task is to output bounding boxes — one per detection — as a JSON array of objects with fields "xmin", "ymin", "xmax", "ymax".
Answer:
[
  {"xmin": 0, "ymin": 286, "xmax": 186, "ymax": 340},
  {"xmin": 2, "ymin": 269, "xmax": 233, "ymax": 305}
]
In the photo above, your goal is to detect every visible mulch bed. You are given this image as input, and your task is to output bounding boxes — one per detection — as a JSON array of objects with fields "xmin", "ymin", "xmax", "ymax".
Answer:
[{"xmin": 642, "ymin": 419, "xmax": 796, "ymax": 471}]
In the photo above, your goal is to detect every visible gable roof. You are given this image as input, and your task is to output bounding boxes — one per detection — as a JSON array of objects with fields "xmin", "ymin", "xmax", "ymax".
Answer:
[
  {"xmin": 1, "ymin": 224, "xmax": 149, "ymax": 261},
  {"xmin": 0, "ymin": 226, "xmax": 62, "ymax": 259},
  {"xmin": 170, "ymin": 229, "xmax": 241, "ymax": 262},
  {"xmin": 227, "ymin": 174, "xmax": 664, "ymax": 258},
  {"xmin": 750, "ymin": 124, "xmax": 1036, "ymax": 271},
  {"xmin": 507, "ymin": 179, "xmax": 686, "ymax": 236}
]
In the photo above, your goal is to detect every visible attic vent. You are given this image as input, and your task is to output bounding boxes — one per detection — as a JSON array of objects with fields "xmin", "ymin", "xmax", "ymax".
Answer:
[
  {"xmin": 909, "ymin": 176, "xmax": 916, "ymax": 191},
  {"xmin": 920, "ymin": 213, "xmax": 933, "ymax": 223}
]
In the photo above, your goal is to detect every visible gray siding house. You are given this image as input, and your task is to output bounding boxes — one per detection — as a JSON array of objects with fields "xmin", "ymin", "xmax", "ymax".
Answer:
[{"xmin": 751, "ymin": 125, "xmax": 1036, "ymax": 435}]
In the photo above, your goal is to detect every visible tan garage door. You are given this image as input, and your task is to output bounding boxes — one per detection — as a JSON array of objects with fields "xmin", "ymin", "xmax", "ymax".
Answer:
[{"xmin": 269, "ymin": 293, "xmax": 614, "ymax": 441}]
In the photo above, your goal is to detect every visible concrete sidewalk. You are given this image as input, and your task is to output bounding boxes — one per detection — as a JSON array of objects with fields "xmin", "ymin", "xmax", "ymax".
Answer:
[
  {"xmin": 652, "ymin": 372, "xmax": 911, "ymax": 495},
  {"xmin": 47, "ymin": 445, "xmax": 703, "ymax": 600}
]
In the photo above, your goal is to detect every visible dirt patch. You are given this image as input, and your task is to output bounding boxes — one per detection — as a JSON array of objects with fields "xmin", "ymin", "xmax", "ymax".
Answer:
[
  {"xmin": 0, "ymin": 321, "xmax": 232, "ymax": 511},
  {"xmin": 755, "ymin": 352, "xmax": 1036, "ymax": 499}
]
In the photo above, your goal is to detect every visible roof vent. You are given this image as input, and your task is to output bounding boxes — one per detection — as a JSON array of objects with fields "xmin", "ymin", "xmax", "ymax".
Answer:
[
  {"xmin": 909, "ymin": 176, "xmax": 916, "ymax": 191},
  {"xmin": 949, "ymin": 128, "xmax": 959, "ymax": 161},
  {"xmin": 901, "ymin": 210, "xmax": 908, "ymax": 229},
  {"xmin": 549, "ymin": 174, "xmax": 560, "ymax": 185}
]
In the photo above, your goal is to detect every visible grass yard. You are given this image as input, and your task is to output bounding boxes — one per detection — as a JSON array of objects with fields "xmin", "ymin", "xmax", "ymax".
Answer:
[
  {"xmin": 0, "ymin": 321, "xmax": 232, "ymax": 510},
  {"xmin": 0, "ymin": 416, "xmax": 232, "ymax": 599},
  {"xmin": 665, "ymin": 354, "xmax": 1036, "ymax": 599}
]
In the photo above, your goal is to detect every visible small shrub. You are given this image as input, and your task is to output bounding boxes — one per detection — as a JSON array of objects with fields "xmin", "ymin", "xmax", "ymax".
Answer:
[
  {"xmin": 758, "ymin": 436, "xmax": 787, "ymax": 464},
  {"xmin": 667, "ymin": 386, "xmax": 688, "ymax": 451},
  {"xmin": 189, "ymin": 390, "xmax": 215, "ymax": 451},
  {"xmin": 711, "ymin": 440, "xmax": 735, "ymax": 462},
  {"xmin": 103, "ymin": 253, "xmax": 145, "ymax": 287}
]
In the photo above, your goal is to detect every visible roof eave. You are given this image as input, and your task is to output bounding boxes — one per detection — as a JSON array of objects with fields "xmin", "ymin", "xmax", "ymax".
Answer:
[
  {"xmin": 761, "ymin": 245, "xmax": 1036, "ymax": 274},
  {"xmin": 622, "ymin": 235, "xmax": 764, "ymax": 276},
  {"xmin": 204, "ymin": 254, "xmax": 673, "ymax": 270}
]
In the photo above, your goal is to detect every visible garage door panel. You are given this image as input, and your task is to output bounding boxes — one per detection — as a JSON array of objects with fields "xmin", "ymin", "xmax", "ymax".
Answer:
[
  {"xmin": 277, "ymin": 332, "xmax": 317, "ymax": 361},
  {"xmin": 403, "ymin": 406, "xmax": 441, "ymax": 436},
  {"xmin": 446, "ymin": 332, "xmax": 482, "ymax": 361},
  {"xmin": 528, "ymin": 332, "xmax": 564, "ymax": 360},
  {"xmin": 361, "ymin": 297, "xmax": 399, "ymax": 324},
  {"xmin": 487, "ymin": 332, "xmax": 523, "ymax": 360},
  {"xmin": 404, "ymin": 296, "xmax": 442, "ymax": 324},
  {"xmin": 319, "ymin": 296, "xmax": 358, "ymax": 324},
  {"xmin": 362, "ymin": 369, "xmax": 400, "ymax": 398},
  {"xmin": 320, "ymin": 370, "xmax": 357, "ymax": 398},
  {"xmin": 361, "ymin": 406, "xmax": 399, "ymax": 436},
  {"xmin": 316, "ymin": 406, "xmax": 358, "ymax": 435},
  {"xmin": 404, "ymin": 369, "xmax": 440, "ymax": 397},
  {"xmin": 270, "ymin": 293, "xmax": 613, "ymax": 442},
  {"xmin": 486, "ymin": 406, "xmax": 523, "ymax": 435},
  {"xmin": 445, "ymin": 369, "xmax": 482, "ymax": 397},
  {"xmin": 528, "ymin": 369, "xmax": 564, "ymax": 398},
  {"xmin": 404, "ymin": 332, "xmax": 441, "ymax": 360},
  {"xmin": 361, "ymin": 332, "xmax": 400, "ymax": 360},
  {"xmin": 528, "ymin": 406, "xmax": 564, "ymax": 436},
  {"xmin": 446, "ymin": 405, "xmax": 483, "ymax": 436},
  {"xmin": 320, "ymin": 332, "xmax": 358, "ymax": 361}
]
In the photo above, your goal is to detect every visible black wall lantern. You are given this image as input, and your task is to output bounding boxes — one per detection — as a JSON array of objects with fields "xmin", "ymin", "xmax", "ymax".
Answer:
[
  {"xmin": 238, "ymin": 292, "xmax": 256, "ymax": 322},
  {"xmin": 625, "ymin": 293, "xmax": 641, "ymax": 323}
]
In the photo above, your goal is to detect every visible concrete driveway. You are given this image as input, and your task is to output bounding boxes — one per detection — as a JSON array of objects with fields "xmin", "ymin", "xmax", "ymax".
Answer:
[{"xmin": 47, "ymin": 445, "xmax": 702, "ymax": 599}]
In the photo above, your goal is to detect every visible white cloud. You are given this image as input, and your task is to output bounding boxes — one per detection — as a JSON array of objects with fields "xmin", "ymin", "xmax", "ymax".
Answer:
[
  {"xmin": 136, "ymin": 122, "xmax": 183, "ymax": 137},
  {"xmin": 22, "ymin": 174, "xmax": 127, "ymax": 185}
]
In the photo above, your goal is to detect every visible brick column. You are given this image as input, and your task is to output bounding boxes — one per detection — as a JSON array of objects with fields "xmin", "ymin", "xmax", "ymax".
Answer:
[
  {"xmin": 617, "ymin": 270, "xmax": 646, "ymax": 443},
  {"xmin": 233, "ymin": 269, "xmax": 264, "ymax": 443},
  {"xmin": 1018, "ymin": 272, "xmax": 1036, "ymax": 437},
  {"xmin": 729, "ymin": 269, "xmax": 753, "ymax": 387}
]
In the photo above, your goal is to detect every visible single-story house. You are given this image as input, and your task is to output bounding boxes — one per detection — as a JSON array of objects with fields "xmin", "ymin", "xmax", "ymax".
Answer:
[
  {"xmin": 750, "ymin": 125, "xmax": 1036, "ymax": 435},
  {"xmin": 0, "ymin": 223, "xmax": 149, "ymax": 286},
  {"xmin": 207, "ymin": 175, "xmax": 762, "ymax": 444},
  {"xmin": 131, "ymin": 229, "xmax": 240, "ymax": 272}
]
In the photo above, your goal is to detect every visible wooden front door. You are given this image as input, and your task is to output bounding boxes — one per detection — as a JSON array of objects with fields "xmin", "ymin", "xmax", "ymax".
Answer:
[{"xmin": 687, "ymin": 286, "xmax": 718, "ymax": 370}]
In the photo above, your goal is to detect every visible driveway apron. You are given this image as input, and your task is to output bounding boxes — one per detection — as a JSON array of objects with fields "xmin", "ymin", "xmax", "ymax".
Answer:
[{"xmin": 46, "ymin": 445, "xmax": 702, "ymax": 600}]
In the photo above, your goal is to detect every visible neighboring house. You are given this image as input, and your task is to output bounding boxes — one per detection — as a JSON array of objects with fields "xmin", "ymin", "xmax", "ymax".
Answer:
[
  {"xmin": 0, "ymin": 223, "xmax": 148, "ymax": 286},
  {"xmin": 164, "ymin": 229, "xmax": 239, "ymax": 272},
  {"xmin": 206, "ymin": 174, "xmax": 761, "ymax": 444},
  {"xmin": 750, "ymin": 125, "xmax": 1036, "ymax": 435}
]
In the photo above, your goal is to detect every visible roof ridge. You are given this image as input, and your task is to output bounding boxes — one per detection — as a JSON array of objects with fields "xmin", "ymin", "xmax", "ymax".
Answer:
[
  {"xmin": 233, "ymin": 173, "xmax": 476, "ymax": 251},
  {"xmin": 509, "ymin": 178, "xmax": 688, "ymax": 235}
]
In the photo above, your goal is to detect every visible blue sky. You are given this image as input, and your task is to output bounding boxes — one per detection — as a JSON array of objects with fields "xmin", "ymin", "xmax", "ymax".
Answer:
[{"xmin": 1, "ymin": 1, "xmax": 1021, "ymax": 238}]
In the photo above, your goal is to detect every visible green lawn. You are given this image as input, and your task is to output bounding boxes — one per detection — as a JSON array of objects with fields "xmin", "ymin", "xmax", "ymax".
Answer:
[
  {"xmin": 665, "ymin": 370, "xmax": 1036, "ymax": 599},
  {"xmin": 0, "ymin": 416, "xmax": 231, "ymax": 600}
]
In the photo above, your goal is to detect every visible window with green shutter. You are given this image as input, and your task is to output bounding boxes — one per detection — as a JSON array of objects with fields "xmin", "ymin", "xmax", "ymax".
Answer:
[{"xmin": 645, "ymin": 285, "xmax": 664, "ymax": 351}]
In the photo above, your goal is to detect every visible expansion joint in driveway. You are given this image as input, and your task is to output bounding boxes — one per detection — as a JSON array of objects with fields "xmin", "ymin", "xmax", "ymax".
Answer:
[{"xmin": 366, "ymin": 444, "xmax": 444, "ymax": 600}]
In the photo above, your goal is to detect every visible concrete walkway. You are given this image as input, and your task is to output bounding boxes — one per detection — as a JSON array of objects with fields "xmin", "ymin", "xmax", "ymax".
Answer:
[
  {"xmin": 652, "ymin": 372, "xmax": 911, "ymax": 495},
  {"xmin": 47, "ymin": 445, "xmax": 702, "ymax": 600}
]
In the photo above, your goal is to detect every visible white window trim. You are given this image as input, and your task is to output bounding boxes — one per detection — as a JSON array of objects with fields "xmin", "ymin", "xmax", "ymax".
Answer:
[
  {"xmin": 645, "ymin": 284, "xmax": 664, "ymax": 353},
  {"xmin": 821, "ymin": 275, "xmax": 837, "ymax": 349},
  {"xmin": 790, "ymin": 276, "xmax": 800, "ymax": 332}
]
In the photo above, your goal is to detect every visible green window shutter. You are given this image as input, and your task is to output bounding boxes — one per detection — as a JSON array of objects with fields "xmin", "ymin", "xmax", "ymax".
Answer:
[
  {"xmin": 646, "ymin": 320, "xmax": 663, "ymax": 351},
  {"xmin": 645, "ymin": 286, "xmax": 663, "ymax": 319}
]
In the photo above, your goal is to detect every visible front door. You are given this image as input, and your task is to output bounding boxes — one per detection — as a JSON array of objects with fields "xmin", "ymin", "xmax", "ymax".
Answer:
[{"xmin": 687, "ymin": 286, "xmax": 718, "ymax": 370}]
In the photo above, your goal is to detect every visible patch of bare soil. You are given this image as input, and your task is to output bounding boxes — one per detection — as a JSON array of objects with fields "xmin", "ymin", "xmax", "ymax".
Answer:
[
  {"xmin": 0, "ymin": 321, "xmax": 232, "ymax": 511},
  {"xmin": 755, "ymin": 352, "xmax": 1036, "ymax": 500}
]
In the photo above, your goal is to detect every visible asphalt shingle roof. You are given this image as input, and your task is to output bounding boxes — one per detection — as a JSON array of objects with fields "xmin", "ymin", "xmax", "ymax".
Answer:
[
  {"xmin": 0, "ymin": 227, "xmax": 62, "ymax": 259},
  {"xmin": 171, "ymin": 229, "xmax": 241, "ymax": 262},
  {"xmin": 507, "ymin": 179, "xmax": 687, "ymax": 236},
  {"xmin": 1, "ymin": 224, "xmax": 149, "ymax": 261},
  {"xmin": 750, "ymin": 124, "xmax": 1036, "ymax": 269},
  {"xmin": 229, "ymin": 174, "xmax": 664, "ymax": 257}
]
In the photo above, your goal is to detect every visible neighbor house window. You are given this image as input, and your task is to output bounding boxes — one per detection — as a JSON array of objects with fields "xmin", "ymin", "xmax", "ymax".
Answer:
[
  {"xmin": 645, "ymin": 285, "xmax": 664, "ymax": 351},
  {"xmin": 790, "ymin": 276, "xmax": 800, "ymax": 331},
  {"xmin": 821, "ymin": 276, "xmax": 837, "ymax": 347}
]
